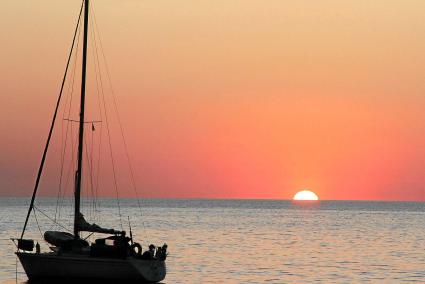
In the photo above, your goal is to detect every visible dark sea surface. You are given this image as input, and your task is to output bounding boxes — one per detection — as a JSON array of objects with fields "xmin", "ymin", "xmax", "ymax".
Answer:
[{"xmin": 0, "ymin": 198, "xmax": 424, "ymax": 283}]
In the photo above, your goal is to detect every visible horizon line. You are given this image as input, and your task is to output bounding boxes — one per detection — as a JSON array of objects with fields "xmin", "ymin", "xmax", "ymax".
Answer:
[{"xmin": 0, "ymin": 196, "xmax": 424, "ymax": 203}]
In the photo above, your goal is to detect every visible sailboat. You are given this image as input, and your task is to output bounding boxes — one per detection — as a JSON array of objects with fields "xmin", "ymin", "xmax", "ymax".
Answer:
[{"xmin": 12, "ymin": 0, "xmax": 167, "ymax": 282}]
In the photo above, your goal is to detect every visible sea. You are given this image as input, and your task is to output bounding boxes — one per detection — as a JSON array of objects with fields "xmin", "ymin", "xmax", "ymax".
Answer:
[{"xmin": 0, "ymin": 198, "xmax": 424, "ymax": 283}]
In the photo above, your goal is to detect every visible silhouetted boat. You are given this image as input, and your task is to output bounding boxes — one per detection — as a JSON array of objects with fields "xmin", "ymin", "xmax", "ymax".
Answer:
[{"xmin": 12, "ymin": 1, "xmax": 167, "ymax": 282}]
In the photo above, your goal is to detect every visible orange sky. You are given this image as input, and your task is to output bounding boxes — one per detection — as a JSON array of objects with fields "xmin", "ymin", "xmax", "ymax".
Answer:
[{"xmin": 1, "ymin": 0, "xmax": 425, "ymax": 200}]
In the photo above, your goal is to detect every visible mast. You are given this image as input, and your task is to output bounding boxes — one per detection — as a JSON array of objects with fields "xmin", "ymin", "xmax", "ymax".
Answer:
[{"xmin": 74, "ymin": 0, "xmax": 89, "ymax": 238}]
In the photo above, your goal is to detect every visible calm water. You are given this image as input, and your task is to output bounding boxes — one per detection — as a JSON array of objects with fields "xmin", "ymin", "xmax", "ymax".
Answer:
[{"xmin": 0, "ymin": 198, "xmax": 424, "ymax": 283}]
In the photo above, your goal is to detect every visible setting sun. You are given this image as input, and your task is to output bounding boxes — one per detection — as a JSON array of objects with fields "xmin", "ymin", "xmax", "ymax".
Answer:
[{"xmin": 293, "ymin": 190, "xmax": 319, "ymax": 201}]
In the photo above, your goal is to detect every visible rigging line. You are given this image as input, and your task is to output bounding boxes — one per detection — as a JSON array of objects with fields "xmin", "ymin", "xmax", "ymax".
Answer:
[
  {"xmin": 91, "ymin": 124, "xmax": 99, "ymax": 217},
  {"xmin": 83, "ymin": 232, "xmax": 95, "ymax": 241},
  {"xmin": 15, "ymin": 255, "xmax": 17, "ymax": 283},
  {"xmin": 32, "ymin": 208, "xmax": 44, "ymax": 239},
  {"xmin": 55, "ymin": 17, "xmax": 83, "ymax": 224},
  {"xmin": 97, "ymin": 54, "xmax": 124, "ymax": 230},
  {"xmin": 94, "ymin": 125, "xmax": 102, "ymax": 218},
  {"xmin": 58, "ymin": 124, "xmax": 79, "ymax": 227},
  {"xmin": 90, "ymin": 8, "xmax": 123, "ymax": 230},
  {"xmin": 57, "ymin": 30, "xmax": 76, "ymax": 212},
  {"xmin": 55, "ymin": 29, "xmax": 82, "ymax": 226},
  {"xmin": 21, "ymin": 1, "xmax": 85, "ymax": 239},
  {"xmin": 99, "ymin": 77, "xmax": 124, "ymax": 230},
  {"xmin": 81, "ymin": 137, "xmax": 92, "ymax": 216},
  {"xmin": 55, "ymin": 9, "xmax": 82, "ymax": 228},
  {"xmin": 90, "ymin": 125, "xmax": 97, "ymax": 216},
  {"xmin": 55, "ymin": 7, "xmax": 82, "ymax": 226},
  {"xmin": 94, "ymin": 122, "xmax": 103, "ymax": 216},
  {"xmin": 83, "ymin": 131, "xmax": 96, "ymax": 220},
  {"xmin": 91, "ymin": 4, "xmax": 143, "ymax": 216},
  {"xmin": 93, "ymin": 117, "xmax": 103, "ymax": 215},
  {"xmin": 63, "ymin": 119, "xmax": 102, "ymax": 123},
  {"xmin": 33, "ymin": 206, "xmax": 73, "ymax": 233},
  {"xmin": 89, "ymin": 14, "xmax": 103, "ymax": 219},
  {"xmin": 89, "ymin": 31, "xmax": 103, "ymax": 220},
  {"xmin": 61, "ymin": 17, "xmax": 82, "ymax": 124},
  {"xmin": 88, "ymin": 130, "xmax": 100, "ymax": 218}
]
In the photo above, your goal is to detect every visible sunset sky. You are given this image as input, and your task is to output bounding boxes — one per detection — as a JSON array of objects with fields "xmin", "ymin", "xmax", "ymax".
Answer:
[{"xmin": 1, "ymin": 0, "xmax": 425, "ymax": 201}]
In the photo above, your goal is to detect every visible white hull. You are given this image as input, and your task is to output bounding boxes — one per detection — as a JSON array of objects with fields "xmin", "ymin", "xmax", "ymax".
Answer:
[{"xmin": 17, "ymin": 252, "xmax": 166, "ymax": 283}]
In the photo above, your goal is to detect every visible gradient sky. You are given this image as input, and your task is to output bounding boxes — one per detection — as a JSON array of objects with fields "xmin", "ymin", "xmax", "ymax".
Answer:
[{"xmin": 1, "ymin": 0, "xmax": 425, "ymax": 200}]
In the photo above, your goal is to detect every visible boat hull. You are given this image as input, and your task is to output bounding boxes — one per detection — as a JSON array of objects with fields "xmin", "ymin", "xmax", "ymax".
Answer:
[{"xmin": 17, "ymin": 252, "xmax": 166, "ymax": 283}]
